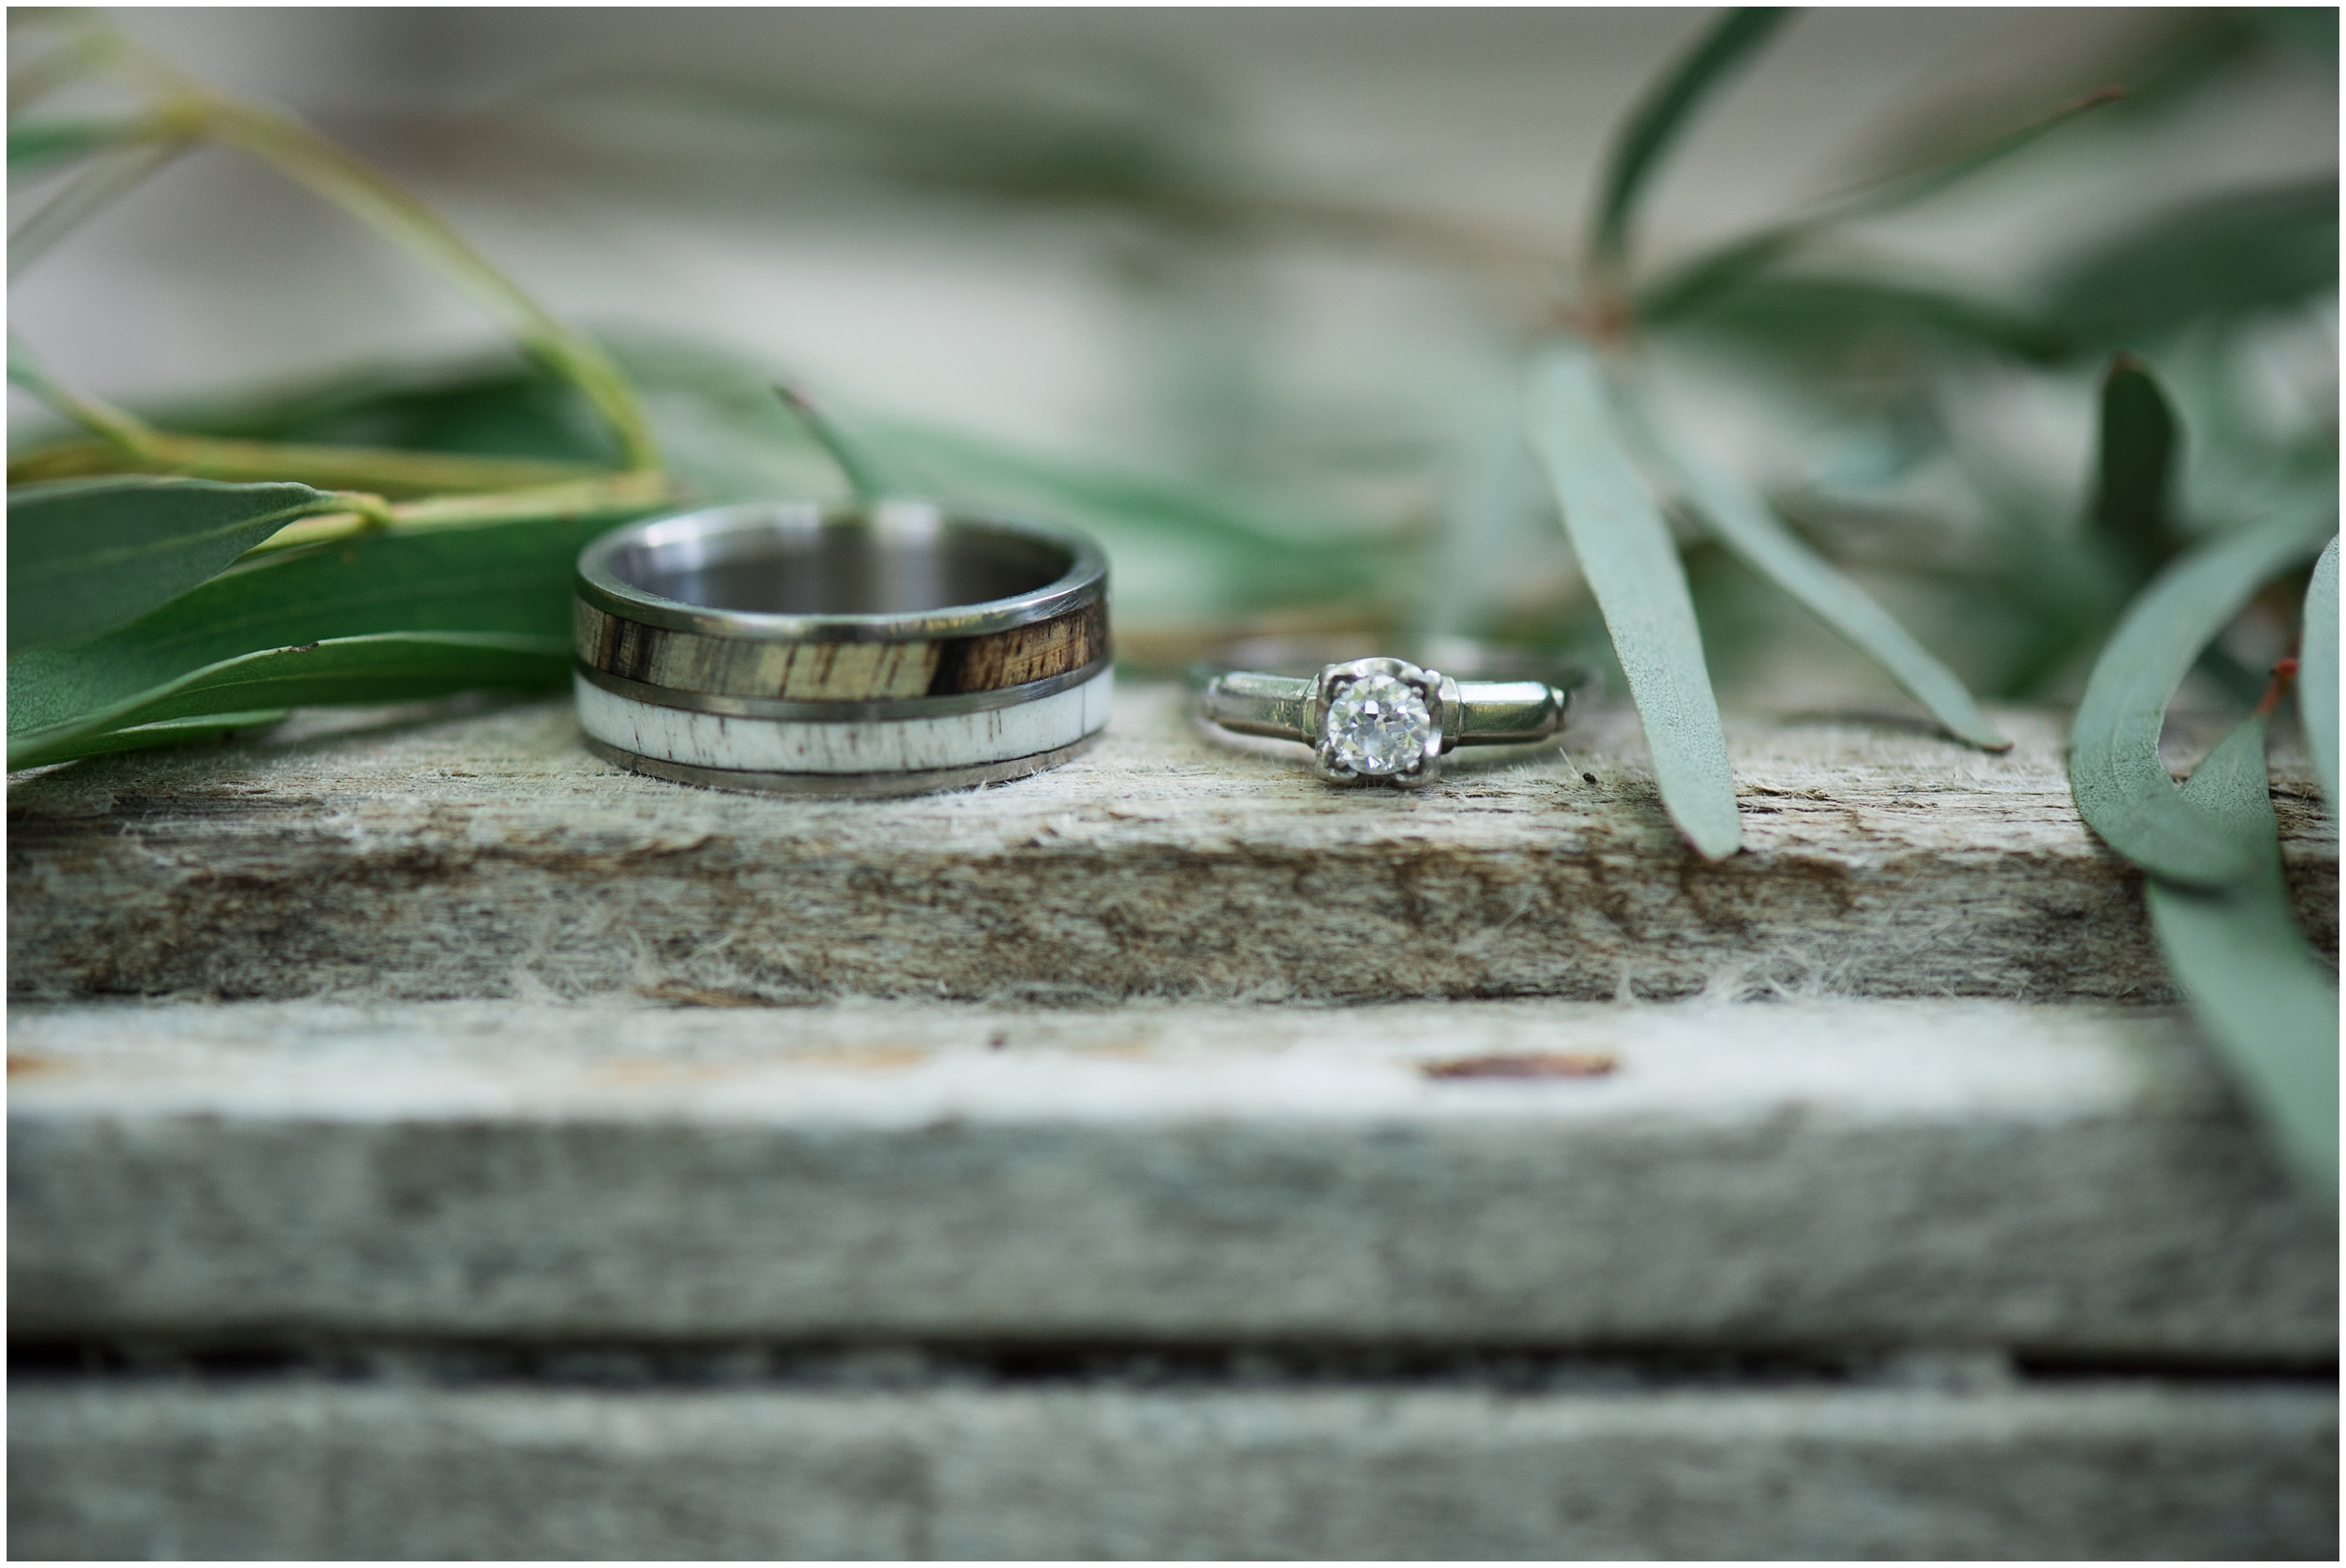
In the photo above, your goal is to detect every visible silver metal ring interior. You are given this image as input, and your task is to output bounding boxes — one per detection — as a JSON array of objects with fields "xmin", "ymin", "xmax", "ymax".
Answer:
[
  {"xmin": 574, "ymin": 500, "xmax": 1112, "ymax": 796},
  {"xmin": 1191, "ymin": 637, "xmax": 1582, "ymax": 789}
]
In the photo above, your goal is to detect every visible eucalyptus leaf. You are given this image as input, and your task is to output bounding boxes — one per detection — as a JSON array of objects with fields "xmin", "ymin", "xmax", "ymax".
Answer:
[
  {"xmin": 1651, "ymin": 273, "xmax": 2072, "ymax": 362},
  {"xmin": 1592, "ymin": 8, "xmax": 1790, "ymax": 272},
  {"xmin": 149, "ymin": 359, "xmax": 624, "ymax": 466},
  {"xmin": 15, "ymin": 709, "xmax": 290, "ymax": 766},
  {"xmin": 8, "ymin": 514, "xmax": 603, "ymax": 764},
  {"xmin": 1528, "ymin": 342, "xmax": 1740, "ymax": 859},
  {"xmin": 2302, "ymin": 535, "xmax": 2338, "ymax": 811},
  {"xmin": 198, "ymin": 100, "xmax": 662, "ymax": 471},
  {"xmin": 776, "ymin": 383, "xmax": 919, "ymax": 503},
  {"xmin": 1638, "ymin": 417, "xmax": 2011, "ymax": 750},
  {"xmin": 8, "ymin": 139, "xmax": 189, "ymax": 282},
  {"xmin": 8, "ymin": 476, "xmax": 340, "ymax": 651},
  {"xmin": 604, "ymin": 338, "xmax": 1389, "ymax": 621},
  {"xmin": 2069, "ymin": 501, "xmax": 2337, "ymax": 889},
  {"xmin": 1640, "ymin": 87, "xmax": 2120, "ymax": 321},
  {"xmin": 8, "ymin": 634, "xmax": 569, "ymax": 771},
  {"xmin": 2043, "ymin": 181, "xmax": 2338, "ymax": 343},
  {"xmin": 2091, "ymin": 354, "xmax": 2178, "ymax": 579},
  {"xmin": 8, "ymin": 114, "xmax": 144, "ymax": 180},
  {"xmin": 861, "ymin": 416, "xmax": 1398, "ymax": 620},
  {"xmin": 2145, "ymin": 711, "xmax": 2338, "ymax": 1200}
]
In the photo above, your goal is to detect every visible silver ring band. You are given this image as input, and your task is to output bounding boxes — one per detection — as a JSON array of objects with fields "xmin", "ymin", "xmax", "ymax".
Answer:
[
  {"xmin": 1192, "ymin": 637, "xmax": 1581, "ymax": 788},
  {"xmin": 574, "ymin": 500, "xmax": 1111, "ymax": 795}
]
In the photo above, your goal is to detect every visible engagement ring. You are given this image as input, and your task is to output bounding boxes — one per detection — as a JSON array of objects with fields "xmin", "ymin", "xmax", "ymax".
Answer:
[{"xmin": 1193, "ymin": 637, "xmax": 1580, "ymax": 788}]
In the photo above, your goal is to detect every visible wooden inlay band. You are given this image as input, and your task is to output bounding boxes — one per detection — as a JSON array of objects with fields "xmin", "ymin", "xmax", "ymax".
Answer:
[{"xmin": 575, "ymin": 600, "xmax": 1108, "ymax": 702}]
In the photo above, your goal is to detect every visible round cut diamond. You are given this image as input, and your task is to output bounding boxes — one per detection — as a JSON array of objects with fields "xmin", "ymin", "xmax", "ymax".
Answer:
[{"xmin": 1324, "ymin": 672, "xmax": 1435, "ymax": 775}]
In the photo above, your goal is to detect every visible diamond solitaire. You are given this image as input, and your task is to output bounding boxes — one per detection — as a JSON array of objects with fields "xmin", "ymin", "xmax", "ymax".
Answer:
[
  {"xmin": 1324, "ymin": 672, "xmax": 1437, "ymax": 776},
  {"xmin": 1305, "ymin": 657, "xmax": 1448, "ymax": 786}
]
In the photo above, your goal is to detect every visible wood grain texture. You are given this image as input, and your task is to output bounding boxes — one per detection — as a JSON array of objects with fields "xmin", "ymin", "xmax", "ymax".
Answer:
[
  {"xmin": 927, "ymin": 599, "xmax": 1108, "ymax": 694},
  {"xmin": 8, "ymin": 997, "xmax": 2332, "ymax": 1353},
  {"xmin": 7, "ymin": 684, "xmax": 2334, "ymax": 1004},
  {"xmin": 573, "ymin": 600, "xmax": 1106, "ymax": 700},
  {"xmin": 12, "ymin": 1382, "xmax": 2334, "ymax": 1560}
]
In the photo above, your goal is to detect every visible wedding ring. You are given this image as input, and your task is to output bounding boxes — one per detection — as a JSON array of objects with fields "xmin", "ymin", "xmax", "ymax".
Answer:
[
  {"xmin": 1192, "ymin": 635, "xmax": 1580, "ymax": 788},
  {"xmin": 575, "ymin": 500, "xmax": 1111, "ymax": 796}
]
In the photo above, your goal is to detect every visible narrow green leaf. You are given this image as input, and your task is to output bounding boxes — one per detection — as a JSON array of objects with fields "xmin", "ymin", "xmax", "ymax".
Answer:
[
  {"xmin": 2043, "ymin": 181, "xmax": 2337, "ymax": 343},
  {"xmin": 8, "ymin": 114, "xmax": 145, "ymax": 179},
  {"xmin": 1638, "ymin": 417, "xmax": 2011, "ymax": 751},
  {"xmin": 1592, "ymin": 8, "xmax": 1790, "ymax": 272},
  {"xmin": 774, "ymin": 382, "xmax": 917, "ymax": 503},
  {"xmin": 1528, "ymin": 341, "xmax": 1740, "ymax": 859},
  {"xmin": 203, "ymin": 101, "xmax": 663, "ymax": 471},
  {"xmin": 8, "ymin": 634, "xmax": 568, "ymax": 770},
  {"xmin": 861, "ymin": 416, "xmax": 1395, "ymax": 618},
  {"xmin": 2069, "ymin": 502, "xmax": 2337, "ymax": 888},
  {"xmin": 8, "ymin": 137, "xmax": 189, "ymax": 281},
  {"xmin": 1640, "ymin": 87, "xmax": 2120, "ymax": 322},
  {"xmin": 611, "ymin": 337, "xmax": 1393, "ymax": 624},
  {"xmin": 8, "ymin": 328, "xmax": 150, "ymax": 445},
  {"xmin": 1648, "ymin": 272, "xmax": 2073, "ymax": 362},
  {"xmin": 2303, "ymin": 536, "xmax": 2338, "ymax": 812},
  {"xmin": 8, "ymin": 476, "xmax": 339, "ymax": 650},
  {"xmin": 2146, "ymin": 712, "xmax": 2338, "ymax": 1201},
  {"xmin": 8, "ymin": 513, "xmax": 602, "ymax": 757},
  {"xmin": 2090, "ymin": 354, "xmax": 2177, "ymax": 580},
  {"xmin": 13, "ymin": 709, "xmax": 289, "ymax": 767},
  {"xmin": 151, "ymin": 358, "xmax": 624, "ymax": 466}
]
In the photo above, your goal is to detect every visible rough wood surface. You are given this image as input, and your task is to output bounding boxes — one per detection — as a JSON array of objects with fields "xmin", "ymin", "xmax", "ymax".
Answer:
[
  {"xmin": 11, "ymin": 1380, "xmax": 2333, "ymax": 1559},
  {"xmin": 8, "ymin": 686, "xmax": 2334, "ymax": 1003},
  {"xmin": 11, "ymin": 997, "xmax": 2331, "ymax": 1354}
]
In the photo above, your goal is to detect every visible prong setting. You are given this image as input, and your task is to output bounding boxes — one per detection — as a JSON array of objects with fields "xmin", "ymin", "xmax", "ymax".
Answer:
[{"xmin": 1306, "ymin": 658, "xmax": 1447, "ymax": 787}]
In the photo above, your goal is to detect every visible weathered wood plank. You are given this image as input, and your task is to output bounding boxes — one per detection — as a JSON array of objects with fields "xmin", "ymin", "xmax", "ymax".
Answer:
[
  {"xmin": 11, "ymin": 1380, "xmax": 2333, "ymax": 1559},
  {"xmin": 10, "ymin": 998, "xmax": 2331, "ymax": 1354},
  {"xmin": 8, "ymin": 686, "xmax": 2334, "ymax": 1003}
]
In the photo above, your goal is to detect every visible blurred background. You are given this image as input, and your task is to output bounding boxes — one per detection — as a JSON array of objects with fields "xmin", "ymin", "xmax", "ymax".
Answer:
[{"xmin": 9, "ymin": 8, "xmax": 2338, "ymax": 706}]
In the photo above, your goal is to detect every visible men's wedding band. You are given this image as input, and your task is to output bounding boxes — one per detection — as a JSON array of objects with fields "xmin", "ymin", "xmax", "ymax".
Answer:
[
  {"xmin": 574, "ymin": 500, "xmax": 1111, "ymax": 797},
  {"xmin": 1193, "ymin": 636, "xmax": 1581, "ymax": 788}
]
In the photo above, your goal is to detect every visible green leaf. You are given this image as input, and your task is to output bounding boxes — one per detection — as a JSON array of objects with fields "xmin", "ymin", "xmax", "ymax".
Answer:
[
  {"xmin": 1648, "ymin": 272, "xmax": 2073, "ymax": 361},
  {"xmin": 8, "ymin": 114, "xmax": 143, "ymax": 180},
  {"xmin": 2090, "ymin": 354, "xmax": 2179, "ymax": 580},
  {"xmin": 2042, "ymin": 181, "xmax": 2338, "ymax": 344},
  {"xmin": 8, "ymin": 477, "xmax": 341, "ymax": 651},
  {"xmin": 198, "ymin": 99, "xmax": 662, "ymax": 470},
  {"xmin": 151, "ymin": 359, "xmax": 624, "ymax": 466},
  {"xmin": 8, "ymin": 634, "xmax": 568, "ymax": 771},
  {"xmin": 8, "ymin": 139, "xmax": 190, "ymax": 282},
  {"xmin": 2145, "ymin": 711, "xmax": 2338, "ymax": 1202},
  {"xmin": 13, "ymin": 709, "xmax": 290, "ymax": 766},
  {"xmin": 8, "ymin": 514, "xmax": 602, "ymax": 765},
  {"xmin": 1640, "ymin": 87, "xmax": 2120, "ymax": 322},
  {"xmin": 1638, "ymin": 417, "xmax": 2011, "ymax": 751},
  {"xmin": 861, "ymin": 417, "xmax": 1398, "ymax": 621},
  {"xmin": 775, "ymin": 382, "xmax": 916, "ymax": 503},
  {"xmin": 1528, "ymin": 341, "xmax": 1740, "ymax": 859},
  {"xmin": 2069, "ymin": 502, "xmax": 2337, "ymax": 889},
  {"xmin": 1592, "ymin": 8, "xmax": 1790, "ymax": 272},
  {"xmin": 2303, "ymin": 536, "xmax": 2338, "ymax": 812}
]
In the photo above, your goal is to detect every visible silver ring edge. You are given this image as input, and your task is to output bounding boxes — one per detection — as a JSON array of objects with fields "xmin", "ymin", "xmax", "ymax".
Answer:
[
  {"xmin": 576, "ymin": 501, "xmax": 1109, "ymax": 643},
  {"xmin": 584, "ymin": 731, "xmax": 1104, "ymax": 798}
]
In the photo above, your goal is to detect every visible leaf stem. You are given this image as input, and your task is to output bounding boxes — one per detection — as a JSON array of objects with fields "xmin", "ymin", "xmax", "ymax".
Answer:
[
  {"xmin": 8, "ymin": 434, "xmax": 618, "ymax": 496},
  {"xmin": 15, "ymin": 18, "xmax": 664, "ymax": 477},
  {"xmin": 243, "ymin": 471, "xmax": 678, "ymax": 556}
]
